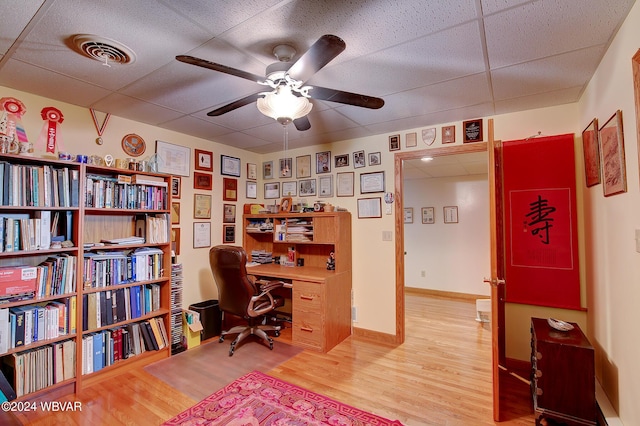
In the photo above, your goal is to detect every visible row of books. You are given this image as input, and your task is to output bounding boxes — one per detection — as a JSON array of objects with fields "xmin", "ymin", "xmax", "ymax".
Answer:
[
  {"xmin": 136, "ymin": 214, "xmax": 170, "ymax": 244},
  {"xmin": 85, "ymin": 174, "xmax": 168, "ymax": 210},
  {"xmin": 0, "ymin": 211, "xmax": 73, "ymax": 253},
  {"xmin": 82, "ymin": 284, "xmax": 161, "ymax": 331},
  {"xmin": 0, "ymin": 162, "xmax": 79, "ymax": 208},
  {"xmin": 81, "ymin": 317, "xmax": 168, "ymax": 375},
  {"xmin": 0, "ymin": 297, "xmax": 76, "ymax": 354},
  {"xmin": 0, "ymin": 339, "xmax": 75, "ymax": 398},
  {"xmin": 82, "ymin": 248, "xmax": 164, "ymax": 288}
]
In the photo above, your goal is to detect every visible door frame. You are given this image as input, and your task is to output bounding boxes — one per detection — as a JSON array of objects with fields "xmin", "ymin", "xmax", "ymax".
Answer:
[{"xmin": 393, "ymin": 141, "xmax": 489, "ymax": 344}]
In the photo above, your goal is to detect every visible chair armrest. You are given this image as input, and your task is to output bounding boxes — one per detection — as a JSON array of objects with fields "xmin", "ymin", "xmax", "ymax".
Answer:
[
  {"xmin": 259, "ymin": 280, "xmax": 285, "ymax": 293},
  {"xmin": 248, "ymin": 280, "xmax": 285, "ymax": 317}
]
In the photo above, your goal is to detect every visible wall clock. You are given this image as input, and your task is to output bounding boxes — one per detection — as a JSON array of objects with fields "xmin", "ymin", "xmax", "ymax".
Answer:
[{"xmin": 121, "ymin": 133, "xmax": 146, "ymax": 157}]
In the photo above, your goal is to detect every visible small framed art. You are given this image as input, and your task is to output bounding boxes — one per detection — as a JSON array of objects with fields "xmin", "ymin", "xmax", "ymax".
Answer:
[
  {"xmin": 299, "ymin": 179, "xmax": 316, "ymax": 196},
  {"xmin": 389, "ymin": 134, "xmax": 400, "ymax": 151},
  {"xmin": 195, "ymin": 149, "xmax": 213, "ymax": 172},
  {"xmin": 263, "ymin": 161, "xmax": 274, "ymax": 179},
  {"xmin": 316, "ymin": 151, "xmax": 331, "ymax": 174},
  {"xmin": 171, "ymin": 202, "xmax": 180, "ymax": 224},
  {"xmin": 171, "ymin": 176, "xmax": 181, "ymax": 199},
  {"xmin": 246, "ymin": 181, "xmax": 257, "ymax": 199},
  {"xmin": 318, "ymin": 175, "xmax": 333, "ymax": 197},
  {"xmin": 421, "ymin": 207, "xmax": 435, "ymax": 224},
  {"xmin": 247, "ymin": 163, "xmax": 257, "ymax": 180},
  {"xmin": 223, "ymin": 178, "xmax": 238, "ymax": 201},
  {"xmin": 444, "ymin": 206, "xmax": 459, "ymax": 223},
  {"xmin": 194, "ymin": 194, "xmax": 211, "ymax": 219},
  {"xmin": 282, "ymin": 181, "xmax": 297, "ymax": 197},
  {"xmin": 296, "ymin": 155, "xmax": 311, "ymax": 178},
  {"xmin": 353, "ymin": 150, "xmax": 365, "ymax": 168},
  {"xmin": 171, "ymin": 228, "xmax": 180, "ymax": 255},
  {"xmin": 600, "ymin": 110, "xmax": 627, "ymax": 197},
  {"xmin": 221, "ymin": 155, "xmax": 241, "ymax": 177},
  {"xmin": 582, "ymin": 118, "xmax": 600, "ymax": 187},
  {"xmin": 193, "ymin": 172, "xmax": 212, "ymax": 190},
  {"xmin": 280, "ymin": 197, "xmax": 292, "ymax": 212},
  {"xmin": 335, "ymin": 154, "xmax": 349, "ymax": 167},
  {"xmin": 404, "ymin": 207, "xmax": 413, "ymax": 223},
  {"xmin": 406, "ymin": 132, "xmax": 417, "ymax": 148},
  {"xmin": 193, "ymin": 222, "xmax": 211, "ymax": 248},
  {"xmin": 223, "ymin": 203, "xmax": 236, "ymax": 223},
  {"xmin": 463, "ymin": 119, "xmax": 483, "ymax": 143},
  {"xmin": 223, "ymin": 225, "xmax": 235, "ymax": 244},
  {"xmin": 368, "ymin": 152, "xmax": 381, "ymax": 166},
  {"xmin": 264, "ymin": 182, "xmax": 280, "ymax": 199},
  {"xmin": 442, "ymin": 126, "xmax": 456, "ymax": 144}
]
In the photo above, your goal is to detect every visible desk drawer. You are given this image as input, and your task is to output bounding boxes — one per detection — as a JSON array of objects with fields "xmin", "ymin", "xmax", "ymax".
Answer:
[
  {"xmin": 293, "ymin": 281, "xmax": 323, "ymax": 313},
  {"xmin": 293, "ymin": 312, "xmax": 323, "ymax": 350}
]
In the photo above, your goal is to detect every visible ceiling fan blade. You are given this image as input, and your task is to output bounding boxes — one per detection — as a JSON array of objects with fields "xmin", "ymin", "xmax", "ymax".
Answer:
[
  {"xmin": 176, "ymin": 55, "xmax": 265, "ymax": 83},
  {"xmin": 293, "ymin": 116, "xmax": 311, "ymax": 131},
  {"xmin": 308, "ymin": 86, "xmax": 384, "ymax": 109},
  {"xmin": 287, "ymin": 35, "xmax": 346, "ymax": 83},
  {"xmin": 207, "ymin": 93, "xmax": 263, "ymax": 116}
]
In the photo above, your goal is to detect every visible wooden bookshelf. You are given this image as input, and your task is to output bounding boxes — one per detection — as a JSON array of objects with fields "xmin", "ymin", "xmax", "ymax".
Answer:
[{"xmin": 0, "ymin": 154, "xmax": 172, "ymax": 401}]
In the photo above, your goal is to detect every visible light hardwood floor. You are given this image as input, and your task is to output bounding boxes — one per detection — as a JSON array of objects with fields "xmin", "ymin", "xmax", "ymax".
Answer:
[{"xmin": 7, "ymin": 293, "xmax": 534, "ymax": 425}]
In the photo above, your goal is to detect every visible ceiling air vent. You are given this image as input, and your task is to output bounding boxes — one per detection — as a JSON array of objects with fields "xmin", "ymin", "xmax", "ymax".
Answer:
[{"xmin": 72, "ymin": 34, "xmax": 136, "ymax": 65}]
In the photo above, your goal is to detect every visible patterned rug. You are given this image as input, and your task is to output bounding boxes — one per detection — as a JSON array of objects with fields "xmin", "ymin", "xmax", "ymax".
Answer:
[{"xmin": 163, "ymin": 370, "xmax": 404, "ymax": 425}]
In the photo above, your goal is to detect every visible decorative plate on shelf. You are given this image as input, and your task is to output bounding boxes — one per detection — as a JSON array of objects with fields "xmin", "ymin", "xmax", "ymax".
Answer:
[
  {"xmin": 547, "ymin": 318, "xmax": 574, "ymax": 332},
  {"xmin": 121, "ymin": 133, "xmax": 146, "ymax": 157}
]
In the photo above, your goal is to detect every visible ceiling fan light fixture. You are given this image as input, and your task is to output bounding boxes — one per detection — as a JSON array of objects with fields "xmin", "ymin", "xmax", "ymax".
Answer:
[{"xmin": 257, "ymin": 84, "xmax": 313, "ymax": 125}]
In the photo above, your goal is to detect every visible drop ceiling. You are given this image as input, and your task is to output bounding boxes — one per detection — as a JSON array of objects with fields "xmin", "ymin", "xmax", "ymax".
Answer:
[{"xmin": 0, "ymin": 0, "xmax": 634, "ymax": 154}]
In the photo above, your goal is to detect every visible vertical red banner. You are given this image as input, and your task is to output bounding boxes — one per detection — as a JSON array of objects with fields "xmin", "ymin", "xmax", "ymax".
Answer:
[{"xmin": 503, "ymin": 134, "xmax": 581, "ymax": 309}]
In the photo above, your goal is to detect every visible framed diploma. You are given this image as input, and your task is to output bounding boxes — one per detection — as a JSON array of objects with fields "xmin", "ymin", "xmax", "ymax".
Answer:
[
  {"xmin": 193, "ymin": 222, "xmax": 211, "ymax": 248},
  {"xmin": 337, "ymin": 172, "xmax": 354, "ymax": 197},
  {"xmin": 360, "ymin": 171, "xmax": 385, "ymax": 193}
]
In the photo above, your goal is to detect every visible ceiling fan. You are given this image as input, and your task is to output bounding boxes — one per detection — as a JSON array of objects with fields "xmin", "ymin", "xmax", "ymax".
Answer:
[{"xmin": 176, "ymin": 34, "xmax": 384, "ymax": 131}]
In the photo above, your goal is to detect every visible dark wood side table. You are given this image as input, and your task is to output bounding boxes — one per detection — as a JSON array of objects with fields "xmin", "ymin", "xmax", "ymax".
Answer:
[{"xmin": 530, "ymin": 317, "xmax": 596, "ymax": 425}]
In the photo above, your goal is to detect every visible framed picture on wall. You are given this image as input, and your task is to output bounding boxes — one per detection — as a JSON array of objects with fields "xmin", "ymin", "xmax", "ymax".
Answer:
[
  {"xmin": 581, "ymin": 118, "xmax": 600, "ymax": 187},
  {"xmin": 599, "ymin": 110, "xmax": 627, "ymax": 196},
  {"xmin": 195, "ymin": 149, "xmax": 213, "ymax": 172},
  {"xmin": 421, "ymin": 207, "xmax": 435, "ymax": 224},
  {"xmin": 171, "ymin": 176, "xmax": 181, "ymax": 199}
]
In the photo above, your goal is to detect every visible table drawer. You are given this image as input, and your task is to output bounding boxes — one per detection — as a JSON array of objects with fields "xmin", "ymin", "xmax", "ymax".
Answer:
[
  {"xmin": 293, "ymin": 281, "xmax": 323, "ymax": 313},
  {"xmin": 293, "ymin": 312, "xmax": 323, "ymax": 350}
]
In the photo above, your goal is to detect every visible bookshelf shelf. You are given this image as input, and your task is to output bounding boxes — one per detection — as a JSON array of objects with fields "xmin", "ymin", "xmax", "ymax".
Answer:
[{"xmin": 0, "ymin": 154, "xmax": 172, "ymax": 401}]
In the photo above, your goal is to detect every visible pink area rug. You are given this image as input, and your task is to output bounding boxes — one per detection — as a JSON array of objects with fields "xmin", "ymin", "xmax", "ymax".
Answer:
[{"xmin": 163, "ymin": 370, "xmax": 404, "ymax": 425}]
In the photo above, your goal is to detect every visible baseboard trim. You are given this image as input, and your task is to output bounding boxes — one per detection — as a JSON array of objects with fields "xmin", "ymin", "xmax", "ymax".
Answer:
[
  {"xmin": 405, "ymin": 287, "xmax": 487, "ymax": 301},
  {"xmin": 353, "ymin": 327, "xmax": 399, "ymax": 345}
]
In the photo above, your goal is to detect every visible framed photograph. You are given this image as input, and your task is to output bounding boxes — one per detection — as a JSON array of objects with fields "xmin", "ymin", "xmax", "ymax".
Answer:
[
  {"xmin": 463, "ymin": 119, "xmax": 483, "ymax": 143},
  {"xmin": 223, "ymin": 178, "xmax": 238, "ymax": 201},
  {"xmin": 582, "ymin": 118, "xmax": 601, "ymax": 187},
  {"xmin": 171, "ymin": 228, "xmax": 181, "ymax": 256},
  {"xmin": 298, "ymin": 179, "xmax": 316, "ymax": 197},
  {"xmin": 442, "ymin": 125, "xmax": 456, "ymax": 144},
  {"xmin": 316, "ymin": 151, "xmax": 331, "ymax": 174},
  {"xmin": 337, "ymin": 172, "xmax": 354, "ymax": 197},
  {"xmin": 263, "ymin": 161, "xmax": 274, "ymax": 179},
  {"xmin": 296, "ymin": 155, "xmax": 311, "ymax": 178},
  {"xmin": 282, "ymin": 181, "xmax": 297, "ymax": 197},
  {"xmin": 335, "ymin": 154, "xmax": 349, "ymax": 168},
  {"xmin": 600, "ymin": 110, "xmax": 627, "ymax": 197},
  {"xmin": 421, "ymin": 207, "xmax": 435, "ymax": 224},
  {"xmin": 280, "ymin": 197, "xmax": 292, "ymax": 212},
  {"xmin": 368, "ymin": 152, "xmax": 381, "ymax": 166},
  {"xmin": 193, "ymin": 172, "xmax": 212, "ymax": 190},
  {"xmin": 195, "ymin": 149, "xmax": 213, "ymax": 172},
  {"xmin": 360, "ymin": 171, "xmax": 385, "ymax": 194},
  {"xmin": 247, "ymin": 163, "xmax": 257, "ymax": 180},
  {"xmin": 171, "ymin": 176, "xmax": 181, "ymax": 199},
  {"xmin": 156, "ymin": 140, "xmax": 190, "ymax": 177},
  {"xmin": 193, "ymin": 194, "xmax": 211, "ymax": 219},
  {"xmin": 221, "ymin": 155, "xmax": 241, "ymax": 177},
  {"xmin": 264, "ymin": 182, "xmax": 280, "ymax": 199},
  {"xmin": 171, "ymin": 202, "xmax": 180, "ymax": 224},
  {"xmin": 193, "ymin": 222, "xmax": 211, "ymax": 248},
  {"xmin": 279, "ymin": 157, "xmax": 292, "ymax": 178},
  {"xmin": 353, "ymin": 150, "xmax": 366, "ymax": 168},
  {"xmin": 444, "ymin": 206, "xmax": 459, "ymax": 223},
  {"xmin": 223, "ymin": 224, "xmax": 235, "ymax": 244},
  {"xmin": 357, "ymin": 197, "xmax": 382, "ymax": 219},
  {"xmin": 404, "ymin": 207, "xmax": 413, "ymax": 223},
  {"xmin": 246, "ymin": 181, "xmax": 257, "ymax": 199},
  {"xmin": 406, "ymin": 132, "xmax": 417, "ymax": 148},
  {"xmin": 389, "ymin": 134, "xmax": 400, "ymax": 151},
  {"xmin": 223, "ymin": 203, "xmax": 236, "ymax": 223},
  {"xmin": 318, "ymin": 175, "xmax": 333, "ymax": 197}
]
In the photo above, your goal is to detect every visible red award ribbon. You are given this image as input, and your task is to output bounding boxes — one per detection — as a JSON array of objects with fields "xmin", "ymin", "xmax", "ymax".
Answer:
[
  {"xmin": 0, "ymin": 97, "xmax": 29, "ymax": 143},
  {"xmin": 38, "ymin": 107, "xmax": 64, "ymax": 153}
]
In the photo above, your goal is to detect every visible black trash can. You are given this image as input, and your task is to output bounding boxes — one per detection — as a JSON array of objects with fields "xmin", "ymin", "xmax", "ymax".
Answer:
[{"xmin": 188, "ymin": 300, "xmax": 222, "ymax": 341}]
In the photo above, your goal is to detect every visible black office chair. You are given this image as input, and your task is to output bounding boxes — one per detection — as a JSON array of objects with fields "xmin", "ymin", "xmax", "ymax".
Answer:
[{"xmin": 209, "ymin": 245, "xmax": 285, "ymax": 356}]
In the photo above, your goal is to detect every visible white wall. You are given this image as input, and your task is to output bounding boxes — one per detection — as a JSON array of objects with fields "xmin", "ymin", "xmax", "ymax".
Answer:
[{"xmin": 403, "ymin": 175, "xmax": 490, "ymax": 296}]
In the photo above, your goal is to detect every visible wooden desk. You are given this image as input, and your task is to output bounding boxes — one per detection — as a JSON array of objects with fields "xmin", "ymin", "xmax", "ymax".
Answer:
[{"xmin": 248, "ymin": 263, "xmax": 351, "ymax": 352}]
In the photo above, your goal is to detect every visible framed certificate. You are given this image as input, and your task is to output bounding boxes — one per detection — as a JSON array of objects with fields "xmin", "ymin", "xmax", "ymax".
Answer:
[
  {"xmin": 360, "ymin": 171, "xmax": 385, "ymax": 193},
  {"xmin": 221, "ymin": 155, "xmax": 241, "ymax": 177},
  {"xmin": 337, "ymin": 172, "xmax": 354, "ymax": 197},
  {"xmin": 193, "ymin": 222, "xmax": 211, "ymax": 248}
]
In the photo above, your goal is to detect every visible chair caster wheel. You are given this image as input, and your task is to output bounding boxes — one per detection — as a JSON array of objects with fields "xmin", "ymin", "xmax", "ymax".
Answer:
[
  {"xmin": 268, "ymin": 338, "xmax": 274, "ymax": 350},
  {"xmin": 229, "ymin": 344, "xmax": 236, "ymax": 356},
  {"xmin": 219, "ymin": 336, "xmax": 225, "ymax": 343},
  {"xmin": 274, "ymin": 330, "xmax": 280, "ymax": 337}
]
